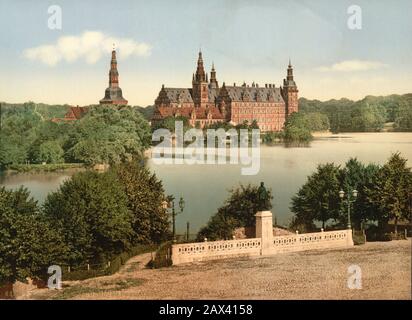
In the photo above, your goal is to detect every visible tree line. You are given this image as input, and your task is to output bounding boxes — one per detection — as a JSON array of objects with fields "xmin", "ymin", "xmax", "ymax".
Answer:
[
  {"xmin": 0, "ymin": 103, "xmax": 152, "ymax": 169},
  {"xmin": 0, "ymin": 162, "xmax": 170, "ymax": 286},
  {"xmin": 299, "ymin": 94, "xmax": 412, "ymax": 132},
  {"xmin": 290, "ymin": 153, "xmax": 412, "ymax": 234}
]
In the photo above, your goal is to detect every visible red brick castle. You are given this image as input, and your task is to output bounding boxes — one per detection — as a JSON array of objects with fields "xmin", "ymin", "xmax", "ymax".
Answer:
[{"xmin": 152, "ymin": 51, "xmax": 298, "ymax": 131}]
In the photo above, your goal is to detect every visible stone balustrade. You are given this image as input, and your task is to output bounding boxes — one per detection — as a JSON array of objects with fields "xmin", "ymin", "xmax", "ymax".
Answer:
[
  {"xmin": 172, "ymin": 238, "xmax": 261, "ymax": 264},
  {"xmin": 171, "ymin": 211, "xmax": 354, "ymax": 265},
  {"xmin": 270, "ymin": 229, "xmax": 352, "ymax": 254}
]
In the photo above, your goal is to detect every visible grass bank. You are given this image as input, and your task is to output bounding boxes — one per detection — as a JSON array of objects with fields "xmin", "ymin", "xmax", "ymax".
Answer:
[{"xmin": 3, "ymin": 163, "xmax": 85, "ymax": 173}]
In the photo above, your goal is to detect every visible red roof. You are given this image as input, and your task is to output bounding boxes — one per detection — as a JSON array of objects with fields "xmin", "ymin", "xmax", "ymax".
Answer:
[{"xmin": 64, "ymin": 106, "xmax": 88, "ymax": 120}]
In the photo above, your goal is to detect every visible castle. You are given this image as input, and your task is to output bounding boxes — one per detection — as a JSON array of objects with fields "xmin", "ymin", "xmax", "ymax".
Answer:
[{"xmin": 152, "ymin": 51, "xmax": 298, "ymax": 132}]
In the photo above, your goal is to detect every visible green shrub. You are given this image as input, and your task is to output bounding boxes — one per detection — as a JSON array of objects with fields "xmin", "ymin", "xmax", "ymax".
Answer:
[
  {"xmin": 149, "ymin": 242, "xmax": 172, "ymax": 269},
  {"xmin": 387, "ymin": 232, "xmax": 407, "ymax": 240},
  {"xmin": 353, "ymin": 230, "xmax": 366, "ymax": 245},
  {"xmin": 62, "ymin": 244, "xmax": 156, "ymax": 281},
  {"xmin": 365, "ymin": 226, "xmax": 391, "ymax": 242}
]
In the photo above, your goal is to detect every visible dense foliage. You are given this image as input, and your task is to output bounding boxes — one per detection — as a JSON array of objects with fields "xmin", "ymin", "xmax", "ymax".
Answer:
[
  {"xmin": 197, "ymin": 184, "xmax": 273, "ymax": 241},
  {"xmin": 67, "ymin": 107, "xmax": 151, "ymax": 165},
  {"xmin": 0, "ymin": 163, "xmax": 170, "ymax": 285},
  {"xmin": 43, "ymin": 171, "xmax": 134, "ymax": 265},
  {"xmin": 0, "ymin": 187, "xmax": 66, "ymax": 286},
  {"xmin": 112, "ymin": 162, "xmax": 170, "ymax": 244},
  {"xmin": 299, "ymin": 94, "xmax": 412, "ymax": 132},
  {"xmin": 0, "ymin": 103, "xmax": 152, "ymax": 169},
  {"xmin": 290, "ymin": 154, "xmax": 412, "ymax": 233}
]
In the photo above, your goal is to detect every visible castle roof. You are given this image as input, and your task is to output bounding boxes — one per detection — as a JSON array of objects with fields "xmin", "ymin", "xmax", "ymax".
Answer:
[
  {"xmin": 161, "ymin": 86, "xmax": 282, "ymax": 104},
  {"xmin": 224, "ymin": 86, "xmax": 284, "ymax": 103},
  {"xmin": 162, "ymin": 88, "xmax": 194, "ymax": 103},
  {"xmin": 65, "ymin": 106, "xmax": 87, "ymax": 120}
]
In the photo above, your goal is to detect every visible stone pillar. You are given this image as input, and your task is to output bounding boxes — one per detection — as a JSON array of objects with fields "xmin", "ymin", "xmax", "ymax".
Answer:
[
  {"xmin": 346, "ymin": 229, "xmax": 354, "ymax": 246},
  {"xmin": 255, "ymin": 211, "xmax": 274, "ymax": 255}
]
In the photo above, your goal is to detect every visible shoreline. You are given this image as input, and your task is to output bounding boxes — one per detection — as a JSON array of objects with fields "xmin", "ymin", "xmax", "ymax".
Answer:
[{"xmin": 0, "ymin": 164, "xmax": 85, "ymax": 175}]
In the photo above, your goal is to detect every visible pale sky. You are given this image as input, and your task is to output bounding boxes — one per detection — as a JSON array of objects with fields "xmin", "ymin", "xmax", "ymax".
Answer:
[{"xmin": 0, "ymin": 0, "xmax": 411, "ymax": 106}]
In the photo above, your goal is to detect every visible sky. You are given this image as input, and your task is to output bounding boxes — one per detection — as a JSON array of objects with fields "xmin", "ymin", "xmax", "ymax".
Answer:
[{"xmin": 0, "ymin": 0, "xmax": 411, "ymax": 106}]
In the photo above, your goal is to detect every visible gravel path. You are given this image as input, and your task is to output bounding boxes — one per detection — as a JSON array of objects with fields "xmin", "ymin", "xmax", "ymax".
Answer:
[{"xmin": 29, "ymin": 240, "xmax": 411, "ymax": 300}]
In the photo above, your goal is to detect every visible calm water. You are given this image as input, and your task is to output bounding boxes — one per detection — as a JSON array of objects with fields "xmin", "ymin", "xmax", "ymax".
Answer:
[{"xmin": 1, "ymin": 133, "xmax": 411, "ymax": 233}]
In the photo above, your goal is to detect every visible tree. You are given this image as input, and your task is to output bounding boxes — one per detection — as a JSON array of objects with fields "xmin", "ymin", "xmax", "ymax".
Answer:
[
  {"xmin": 0, "ymin": 187, "xmax": 66, "ymax": 285},
  {"xmin": 68, "ymin": 106, "xmax": 152, "ymax": 165},
  {"xmin": 112, "ymin": 162, "xmax": 170, "ymax": 244},
  {"xmin": 152, "ymin": 116, "xmax": 190, "ymax": 133},
  {"xmin": 197, "ymin": 184, "xmax": 273, "ymax": 241},
  {"xmin": 394, "ymin": 95, "xmax": 412, "ymax": 131},
  {"xmin": 37, "ymin": 141, "xmax": 64, "ymax": 164},
  {"xmin": 338, "ymin": 158, "xmax": 380, "ymax": 228},
  {"xmin": 290, "ymin": 163, "xmax": 341, "ymax": 230},
  {"xmin": 366, "ymin": 153, "xmax": 412, "ymax": 233},
  {"xmin": 43, "ymin": 171, "xmax": 134, "ymax": 265},
  {"xmin": 283, "ymin": 112, "xmax": 312, "ymax": 142},
  {"xmin": 304, "ymin": 112, "xmax": 330, "ymax": 131}
]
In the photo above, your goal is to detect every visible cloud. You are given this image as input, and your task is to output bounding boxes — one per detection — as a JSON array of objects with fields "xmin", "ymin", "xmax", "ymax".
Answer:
[
  {"xmin": 23, "ymin": 31, "xmax": 152, "ymax": 66},
  {"xmin": 316, "ymin": 60, "xmax": 388, "ymax": 72}
]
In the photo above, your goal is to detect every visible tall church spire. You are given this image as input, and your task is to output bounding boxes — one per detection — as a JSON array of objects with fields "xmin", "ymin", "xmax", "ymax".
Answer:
[
  {"xmin": 282, "ymin": 59, "xmax": 298, "ymax": 115},
  {"xmin": 194, "ymin": 50, "xmax": 206, "ymax": 83},
  {"xmin": 99, "ymin": 48, "xmax": 128, "ymax": 105},
  {"xmin": 209, "ymin": 62, "xmax": 219, "ymax": 89},
  {"xmin": 192, "ymin": 50, "xmax": 209, "ymax": 107},
  {"xmin": 287, "ymin": 59, "xmax": 294, "ymax": 82},
  {"xmin": 109, "ymin": 49, "xmax": 119, "ymax": 88}
]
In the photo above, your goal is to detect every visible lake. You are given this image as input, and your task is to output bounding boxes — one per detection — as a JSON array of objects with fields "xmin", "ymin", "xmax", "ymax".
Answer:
[{"xmin": 1, "ymin": 132, "xmax": 411, "ymax": 233}]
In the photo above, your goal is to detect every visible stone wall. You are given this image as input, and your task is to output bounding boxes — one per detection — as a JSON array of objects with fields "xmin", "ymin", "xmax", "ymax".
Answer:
[
  {"xmin": 171, "ymin": 211, "xmax": 354, "ymax": 265},
  {"xmin": 172, "ymin": 238, "xmax": 261, "ymax": 265}
]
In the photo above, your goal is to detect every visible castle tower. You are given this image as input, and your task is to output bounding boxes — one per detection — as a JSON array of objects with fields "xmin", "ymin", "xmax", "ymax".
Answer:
[
  {"xmin": 99, "ymin": 48, "xmax": 128, "ymax": 105},
  {"xmin": 192, "ymin": 51, "xmax": 209, "ymax": 108},
  {"xmin": 209, "ymin": 62, "xmax": 219, "ymax": 89},
  {"xmin": 281, "ymin": 59, "xmax": 298, "ymax": 115}
]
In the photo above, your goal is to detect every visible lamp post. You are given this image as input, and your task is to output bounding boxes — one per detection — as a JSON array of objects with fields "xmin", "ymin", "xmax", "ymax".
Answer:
[
  {"xmin": 339, "ymin": 189, "xmax": 358, "ymax": 229},
  {"xmin": 164, "ymin": 195, "xmax": 185, "ymax": 242}
]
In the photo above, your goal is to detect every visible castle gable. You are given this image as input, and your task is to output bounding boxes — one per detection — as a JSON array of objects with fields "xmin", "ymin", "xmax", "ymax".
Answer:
[{"xmin": 163, "ymin": 88, "xmax": 194, "ymax": 103}]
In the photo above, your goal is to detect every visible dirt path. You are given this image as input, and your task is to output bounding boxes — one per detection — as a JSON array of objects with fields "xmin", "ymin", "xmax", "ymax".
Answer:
[{"xmin": 28, "ymin": 240, "xmax": 411, "ymax": 300}]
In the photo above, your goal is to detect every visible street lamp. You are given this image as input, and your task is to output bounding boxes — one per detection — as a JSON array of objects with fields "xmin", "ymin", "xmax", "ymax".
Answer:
[
  {"xmin": 179, "ymin": 196, "xmax": 185, "ymax": 213},
  {"xmin": 339, "ymin": 189, "xmax": 358, "ymax": 229},
  {"xmin": 166, "ymin": 195, "xmax": 185, "ymax": 242}
]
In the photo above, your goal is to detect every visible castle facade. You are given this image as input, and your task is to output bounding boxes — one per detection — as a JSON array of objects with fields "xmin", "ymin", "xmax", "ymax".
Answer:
[{"xmin": 152, "ymin": 52, "xmax": 298, "ymax": 132}]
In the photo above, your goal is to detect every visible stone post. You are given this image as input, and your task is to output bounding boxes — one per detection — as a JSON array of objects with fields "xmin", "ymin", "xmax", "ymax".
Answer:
[
  {"xmin": 346, "ymin": 229, "xmax": 354, "ymax": 246},
  {"xmin": 171, "ymin": 244, "xmax": 180, "ymax": 265},
  {"xmin": 255, "ymin": 211, "xmax": 273, "ymax": 255}
]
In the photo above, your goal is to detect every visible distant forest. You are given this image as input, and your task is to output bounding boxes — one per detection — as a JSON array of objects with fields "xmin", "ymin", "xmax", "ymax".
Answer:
[{"xmin": 299, "ymin": 94, "xmax": 412, "ymax": 133}]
